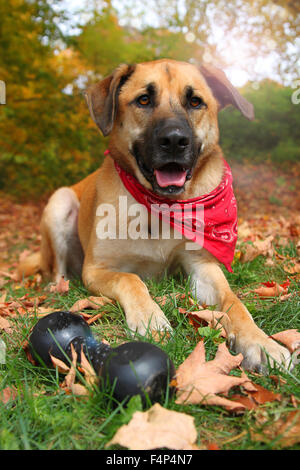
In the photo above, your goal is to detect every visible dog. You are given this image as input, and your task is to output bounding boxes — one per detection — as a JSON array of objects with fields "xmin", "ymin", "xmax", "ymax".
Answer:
[{"xmin": 19, "ymin": 59, "xmax": 292, "ymax": 372}]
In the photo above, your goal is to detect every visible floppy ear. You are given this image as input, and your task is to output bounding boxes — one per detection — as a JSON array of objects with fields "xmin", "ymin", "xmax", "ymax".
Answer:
[
  {"xmin": 199, "ymin": 63, "xmax": 254, "ymax": 121},
  {"xmin": 84, "ymin": 64, "xmax": 135, "ymax": 136}
]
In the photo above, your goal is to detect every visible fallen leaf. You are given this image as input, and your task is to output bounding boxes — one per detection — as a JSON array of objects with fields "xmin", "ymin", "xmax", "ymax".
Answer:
[
  {"xmin": 50, "ymin": 345, "xmax": 97, "ymax": 396},
  {"xmin": 270, "ymin": 329, "xmax": 300, "ymax": 353},
  {"xmin": 0, "ymin": 270, "xmax": 18, "ymax": 282},
  {"xmin": 0, "ymin": 386, "xmax": 17, "ymax": 404},
  {"xmin": 278, "ymin": 293, "xmax": 293, "ymax": 301},
  {"xmin": 206, "ymin": 442, "xmax": 220, "ymax": 450},
  {"xmin": 86, "ymin": 312, "xmax": 105, "ymax": 325},
  {"xmin": 184, "ymin": 309, "xmax": 230, "ymax": 338},
  {"xmin": 50, "ymin": 354, "xmax": 71, "ymax": 374},
  {"xmin": 78, "ymin": 348, "xmax": 98, "ymax": 387},
  {"xmin": 175, "ymin": 341, "xmax": 253, "ymax": 411},
  {"xmin": 251, "ymin": 411, "xmax": 300, "ymax": 447},
  {"xmin": 249, "ymin": 383, "xmax": 281, "ymax": 404},
  {"xmin": 253, "ymin": 280, "xmax": 290, "ymax": 298},
  {"xmin": 270, "ymin": 375, "xmax": 287, "ymax": 386},
  {"xmin": 229, "ymin": 394, "xmax": 257, "ymax": 410},
  {"xmin": 107, "ymin": 403, "xmax": 199, "ymax": 450},
  {"xmin": 0, "ymin": 316, "xmax": 13, "ymax": 334},
  {"xmin": 71, "ymin": 383, "xmax": 89, "ymax": 396},
  {"xmin": 283, "ymin": 260, "xmax": 300, "ymax": 275},
  {"xmin": 240, "ymin": 235, "xmax": 274, "ymax": 263},
  {"xmin": 60, "ymin": 344, "xmax": 77, "ymax": 391},
  {"xmin": 49, "ymin": 276, "xmax": 69, "ymax": 294},
  {"xmin": 290, "ymin": 396, "xmax": 299, "ymax": 408},
  {"xmin": 70, "ymin": 295, "xmax": 114, "ymax": 312},
  {"xmin": 0, "ymin": 294, "xmax": 47, "ymax": 317}
]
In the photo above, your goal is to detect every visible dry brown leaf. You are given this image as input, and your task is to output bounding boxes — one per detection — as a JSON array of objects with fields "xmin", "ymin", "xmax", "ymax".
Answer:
[
  {"xmin": 240, "ymin": 244, "xmax": 260, "ymax": 263},
  {"xmin": 0, "ymin": 316, "xmax": 13, "ymax": 334},
  {"xmin": 51, "ymin": 346, "xmax": 96, "ymax": 396},
  {"xmin": 251, "ymin": 411, "xmax": 300, "ymax": 447},
  {"xmin": 78, "ymin": 348, "xmax": 98, "ymax": 387},
  {"xmin": 71, "ymin": 383, "xmax": 89, "ymax": 396},
  {"xmin": 237, "ymin": 221, "xmax": 252, "ymax": 240},
  {"xmin": 70, "ymin": 295, "xmax": 114, "ymax": 312},
  {"xmin": 156, "ymin": 292, "xmax": 197, "ymax": 307},
  {"xmin": 0, "ymin": 270, "xmax": 18, "ymax": 282},
  {"xmin": 86, "ymin": 312, "xmax": 106, "ymax": 325},
  {"xmin": 0, "ymin": 386, "xmax": 17, "ymax": 404},
  {"xmin": 290, "ymin": 395, "xmax": 300, "ymax": 408},
  {"xmin": 229, "ymin": 394, "xmax": 257, "ymax": 410},
  {"xmin": 0, "ymin": 294, "xmax": 47, "ymax": 318},
  {"xmin": 278, "ymin": 293, "xmax": 293, "ymax": 301},
  {"xmin": 230, "ymin": 372, "xmax": 281, "ymax": 411},
  {"xmin": 60, "ymin": 344, "xmax": 77, "ymax": 391},
  {"xmin": 186, "ymin": 309, "xmax": 231, "ymax": 338},
  {"xmin": 283, "ymin": 260, "xmax": 300, "ymax": 275},
  {"xmin": 50, "ymin": 354, "xmax": 71, "ymax": 374},
  {"xmin": 248, "ymin": 384, "xmax": 281, "ymax": 405},
  {"xmin": 107, "ymin": 403, "xmax": 199, "ymax": 450},
  {"xmin": 175, "ymin": 341, "xmax": 252, "ymax": 411},
  {"xmin": 49, "ymin": 276, "xmax": 69, "ymax": 294},
  {"xmin": 270, "ymin": 329, "xmax": 300, "ymax": 353},
  {"xmin": 253, "ymin": 281, "xmax": 289, "ymax": 298},
  {"xmin": 240, "ymin": 236, "xmax": 274, "ymax": 263}
]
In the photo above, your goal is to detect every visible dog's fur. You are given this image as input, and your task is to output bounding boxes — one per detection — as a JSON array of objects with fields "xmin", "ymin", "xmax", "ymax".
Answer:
[{"xmin": 19, "ymin": 59, "xmax": 291, "ymax": 372}]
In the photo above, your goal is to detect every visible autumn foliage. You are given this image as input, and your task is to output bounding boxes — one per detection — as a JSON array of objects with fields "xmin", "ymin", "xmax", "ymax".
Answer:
[{"xmin": 0, "ymin": 1, "xmax": 299, "ymax": 199}]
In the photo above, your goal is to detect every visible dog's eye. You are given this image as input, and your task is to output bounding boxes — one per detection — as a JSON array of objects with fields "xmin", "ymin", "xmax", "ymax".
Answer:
[
  {"xmin": 189, "ymin": 96, "xmax": 204, "ymax": 109},
  {"xmin": 137, "ymin": 94, "xmax": 151, "ymax": 106}
]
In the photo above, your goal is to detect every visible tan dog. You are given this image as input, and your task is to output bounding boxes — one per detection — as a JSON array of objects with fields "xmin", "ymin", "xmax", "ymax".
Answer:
[{"xmin": 19, "ymin": 59, "xmax": 291, "ymax": 372}]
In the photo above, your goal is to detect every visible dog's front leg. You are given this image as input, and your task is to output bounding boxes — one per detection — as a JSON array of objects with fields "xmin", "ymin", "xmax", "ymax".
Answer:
[
  {"xmin": 82, "ymin": 264, "xmax": 171, "ymax": 336},
  {"xmin": 180, "ymin": 252, "xmax": 292, "ymax": 372}
]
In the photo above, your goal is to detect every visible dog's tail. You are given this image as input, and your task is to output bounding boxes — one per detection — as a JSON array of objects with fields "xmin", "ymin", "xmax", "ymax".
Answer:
[{"xmin": 17, "ymin": 252, "xmax": 41, "ymax": 280}]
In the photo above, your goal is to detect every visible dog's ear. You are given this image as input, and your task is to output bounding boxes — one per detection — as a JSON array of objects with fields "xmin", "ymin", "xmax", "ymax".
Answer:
[
  {"xmin": 199, "ymin": 63, "xmax": 254, "ymax": 121},
  {"xmin": 84, "ymin": 64, "xmax": 135, "ymax": 136}
]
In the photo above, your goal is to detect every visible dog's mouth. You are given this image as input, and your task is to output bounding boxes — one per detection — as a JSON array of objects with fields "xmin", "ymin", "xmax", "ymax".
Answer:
[
  {"xmin": 133, "ymin": 143, "xmax": 194, "ymax": 196},
  {"xmin": 154, "ymin": 163, "xmax": 190, "ymax": 188},
  {"xmin": 136, "ymin": 158, "xmax": 193, "ymax": 196}
]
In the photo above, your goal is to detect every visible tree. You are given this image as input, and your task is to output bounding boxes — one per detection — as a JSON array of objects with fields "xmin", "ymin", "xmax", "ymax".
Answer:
[
  {"xmin": 106, "ymin": 0, "xmax": 300, "ymax": 83},
  {"xmin": 0, "ymin": 0, "xmax": 104, "ymax": 198}
]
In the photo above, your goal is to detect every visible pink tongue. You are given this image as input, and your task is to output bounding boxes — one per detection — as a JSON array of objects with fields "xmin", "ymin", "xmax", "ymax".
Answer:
[{"xmin": 155, "ymin": 168, "xmax": 187, "ymax": 188}]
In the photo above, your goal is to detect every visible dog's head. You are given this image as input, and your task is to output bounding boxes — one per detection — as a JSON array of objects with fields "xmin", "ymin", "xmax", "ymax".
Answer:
[{"xmin": 85, "ymin": 59, "xmax": 254, "ymax": 197}]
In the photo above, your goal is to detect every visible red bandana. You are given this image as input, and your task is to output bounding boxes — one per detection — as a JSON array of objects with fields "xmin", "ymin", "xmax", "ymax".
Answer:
[{"xmin": 105, "ymin": 151, "xmax": 237, "ymax": 272}]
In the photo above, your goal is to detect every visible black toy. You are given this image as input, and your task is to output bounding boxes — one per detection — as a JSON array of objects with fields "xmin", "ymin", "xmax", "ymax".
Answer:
[{"xmin": 29, "ymin": 311, "xmax": 175, "ymax": 404}]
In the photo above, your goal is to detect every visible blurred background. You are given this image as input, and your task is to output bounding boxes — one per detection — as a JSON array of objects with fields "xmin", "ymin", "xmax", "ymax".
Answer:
[{"xmin": 0, "ymin": 0, "xmax": 299, "ymax": 202}]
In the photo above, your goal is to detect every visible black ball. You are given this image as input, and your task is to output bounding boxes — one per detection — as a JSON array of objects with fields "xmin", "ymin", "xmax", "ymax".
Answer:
[
  {"xmin": 101, "ymin": 341, "xmax": 176, "ymax": 405},
  {"xmin": 29, "ymin": 311, "xmax": 94, "ymax": 367}
]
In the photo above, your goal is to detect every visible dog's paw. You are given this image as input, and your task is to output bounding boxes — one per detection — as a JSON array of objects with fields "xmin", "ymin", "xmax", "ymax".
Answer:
[
  {"xmin": 228, "ymin": 326, "xmax": 293, "ymax": 373},
  {"xmin": 126, "ymin": 301, "xmax": 172, "ymax": 339}
]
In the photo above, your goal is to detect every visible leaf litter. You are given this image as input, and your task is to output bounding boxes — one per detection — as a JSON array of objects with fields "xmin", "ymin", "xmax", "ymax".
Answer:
[{"xmin": 1, "ymin": 195, "xmax": 300, "ymax": 448}]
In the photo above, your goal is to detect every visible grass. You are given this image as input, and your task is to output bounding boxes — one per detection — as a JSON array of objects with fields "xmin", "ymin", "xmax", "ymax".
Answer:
[{"xmin": 0, "ymin": 246, "xmax": 299, "ymax": 450}]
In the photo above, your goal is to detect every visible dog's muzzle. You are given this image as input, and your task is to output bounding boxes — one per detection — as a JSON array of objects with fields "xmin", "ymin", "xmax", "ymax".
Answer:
[{"xmin": 133, "ymin": 118, "xmax": 199, "ymax": 196}]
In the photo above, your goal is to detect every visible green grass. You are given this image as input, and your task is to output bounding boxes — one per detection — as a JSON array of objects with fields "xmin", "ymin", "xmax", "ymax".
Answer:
[{"xmin": 0, "ymin": 248, "xmax": 299, "ymax": 450}]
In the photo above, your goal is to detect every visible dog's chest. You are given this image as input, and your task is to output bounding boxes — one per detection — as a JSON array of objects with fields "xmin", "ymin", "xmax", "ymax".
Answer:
[
  {"xmin": 93, "ymin": 192, "xmax": 187, "ymax": 278},
  {"xmin": 93, "ymin": 233, "xmax": 185, "ymax": 279}
]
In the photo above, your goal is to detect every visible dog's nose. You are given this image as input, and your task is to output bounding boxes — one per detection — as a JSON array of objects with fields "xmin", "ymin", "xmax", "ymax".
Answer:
[{"xmin": 157, "ymin": 126, "xmax": 190, "ymax": 153}]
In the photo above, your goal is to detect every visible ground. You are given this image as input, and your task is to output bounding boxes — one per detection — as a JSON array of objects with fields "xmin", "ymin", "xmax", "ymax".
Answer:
[{"xmin": 0, "ymin": 161, "xmax": 299, "ymax": 450}]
